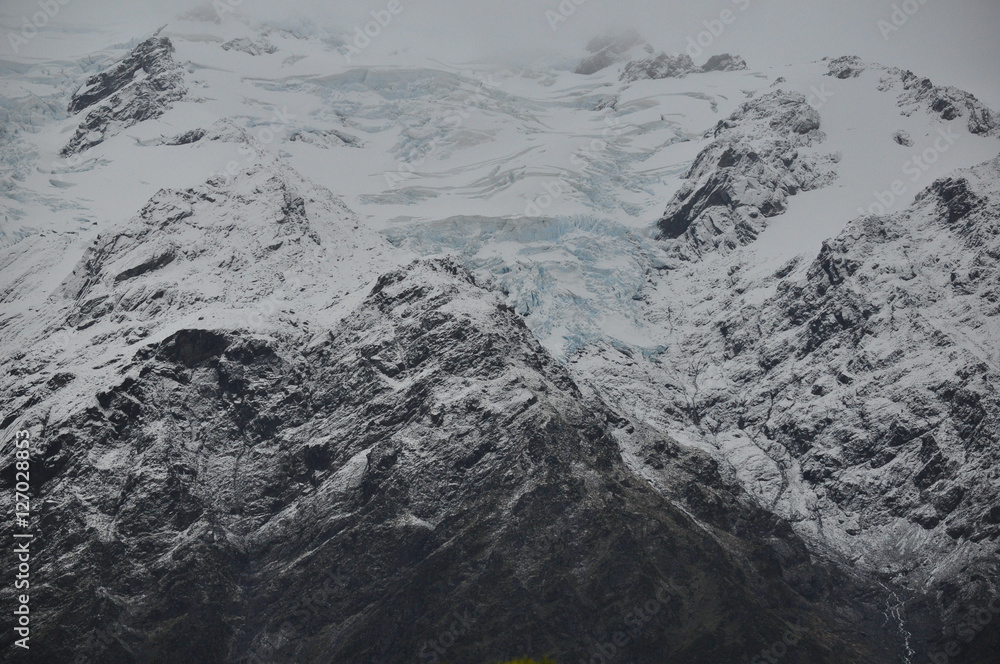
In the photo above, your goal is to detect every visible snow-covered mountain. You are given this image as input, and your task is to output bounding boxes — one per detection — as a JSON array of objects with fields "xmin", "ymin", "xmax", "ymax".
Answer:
[{"xmin": 1, "ymin": 12, "xmax": 999, "ymax": 664}]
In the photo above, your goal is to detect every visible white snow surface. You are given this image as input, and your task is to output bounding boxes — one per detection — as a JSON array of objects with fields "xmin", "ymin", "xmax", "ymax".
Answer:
[{"xmin": 3, "ymin": 20, "xmax": 997, "ymax": 359}]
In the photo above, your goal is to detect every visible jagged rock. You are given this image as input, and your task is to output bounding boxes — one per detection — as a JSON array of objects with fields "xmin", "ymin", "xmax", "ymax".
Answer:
[
  {"xmin": 920, "ymin": 176, "xmax": 986, "ymax": 225},
  {"xmin": 163, "ymin": 128, "xmax": 205, "ymax": 145},
  {"xmin": 621, "ymin": 53, "xmax": 697, "ymax": 82},
  {"xmin": 0, "ymin": 255, "xmax": 899, "ymax": 663},
  {"xmin": 882, "ymin": 67, "xmax": 998, "ymax": 136},
  {"xmin": 5, "ymin": 25, "xmax": 1000, "ymax": 664},
  {"xmin": 656, "ymin": 91, "xmax": 838, "ymax": 258},
  {"xmin": 615, "ymin": 155, "xmax": 1000, "ymax": 661},
  {"xmin": 56, "ymin": 154, "xmax": 392, "ymax": 333},
  {"xmin": 62, "ymin": 37, "xmax": 187, "ymax": 156},
  {"xmin": 701, "ymin": 53, "xmax": 748, "ymax": 72},
  {"xmin": 893, "ymin": 129, "xmax": 914, "ymax": 146},
  {"xmin": 66, "ymin": 37, "xmax": 177, "ymax": 114},
  {"xmin": 288, "ymin": 128, "xmax": 361, "ymax": 148},
  {"xmin": 570, "ymin": 45, "xmax": 1000, "ymax": 642},
  {"xmin": 621, "ymin": 52, "xmax": 747, "ymax": 83},
  {"xmin": 825, "ymin": 55, "xmax": 867, "ymax": 79},
  {"xmin": 221, "ymin": 36, "xmax": 277, "ymax": 55},
  {"xmin": 824, "ymin": 56, "xmax": 998, "ymax": 136}
]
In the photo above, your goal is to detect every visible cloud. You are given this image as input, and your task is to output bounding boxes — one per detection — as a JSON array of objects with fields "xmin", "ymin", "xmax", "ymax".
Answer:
[{"xmin": 2, "ymin": 0, "xmax": 998, "ymax": 106}]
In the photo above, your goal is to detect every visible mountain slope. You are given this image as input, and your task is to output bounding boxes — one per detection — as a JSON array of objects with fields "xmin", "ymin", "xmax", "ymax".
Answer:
[
  {"xmin": 1, "ymin": 20, "xmax": 999, "ymax": 664},
  {"xmin": 576, "ymin": 154, "xmax": 1000, "ymax": 663},
  {"xmin": 1, "ymin": 252, "xmax": 899, "ymax": 663}
]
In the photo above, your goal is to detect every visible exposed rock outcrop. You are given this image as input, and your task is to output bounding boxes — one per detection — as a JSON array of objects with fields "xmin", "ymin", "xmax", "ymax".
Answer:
[
  {"xmin": 701, "ymin": 53, "xmax": 748, "ymax": 72},
  {"xmin": 886, "ymin": 67, "xmax": 999, "ymax": 136},
  {"xmin": 825, "ymin": 55, "xmax": 998, "ymax": 136},
  {"xmin": 621, "ymin": 52, "xmax": 747, "ymax": 82},
  {"xmin": 0, "ymin": 252, "xmax": 899, "ymax": 663},
  {"xmin": 62, "ymin": 37, "xmax": 187, "ymax": 156},
  {"xmin": 221, "ymin": 36, "xmax": 277, "ymax": 55},
  {"xmin": 656, "ymin": 91, "xmax": 838, "ymax": 259},
  {"xmin": 621, "ymin": 52, "xmax": 697, "ymax": 82},
  {"xmin": 586, "ymin": 154, "xmax": 1000, "ymax": 664}
]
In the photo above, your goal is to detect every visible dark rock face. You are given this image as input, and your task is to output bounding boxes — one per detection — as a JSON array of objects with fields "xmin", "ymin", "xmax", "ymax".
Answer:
[
  {"xmin": 6, "ymin": 31, "xmax": 1000, "ymax": 664},
  {"xmin": 53, "ymin": 156, "xmax": 379, "ymax": 335},
  {"xmin": 163, "ymin": 128, "xmax": 206, "ymax": 145},
  {"xmin": 729, "ymin": 165, "xmax": 1000, "ymax": 661},
  {"xmin": 66, "ymin": 37, "xmax": 176, "ymax": 114},
  {"xmin": 920, "ymin": 176, "xmax": 986, "ymax": 225},
  {"xmin": 62, "ymin": 37, "xmax": 186, "ymax": 156},
  {"xmin": 288, "ymin": 128, "xmax": 361, "ymax": 149},
  {"xmin": 825, "ymin": 55, "xmax": 998, "ymax": 136},
  {"xmin": 701, "ymin": 53, "xmax": 748, "ymax": 72},
  {"xmin": 893, "ymin": 129, "xmax": 914, "ymax": 146},
  {"xmin": 0, "ymin": 255, "xmax": 899, "ymax": 663},
  {"xmin": 656, "ymin": 91, "xmax": 838, "ymax": 259},
  {"xmin": 892, "ymin": 70, "xmax": 998, "ymax": 135},
  {"xmin": 620, "ymin": 156, "xmax": 1000, "ymax": 664},
  {"xmin": 221, "ymin": 37, "xmax": 277, "ymax": 55}
]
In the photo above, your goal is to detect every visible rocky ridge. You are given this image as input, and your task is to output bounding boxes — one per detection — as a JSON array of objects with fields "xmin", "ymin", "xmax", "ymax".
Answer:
[
  {"xmin": 827, "ymin": 55, "xmax": 998, "ymax": 136},
  {"xmin": 576, "ymin": 154, "xmax": 1000, "ymax": 664},
  {"xmin": 621, "ymin": 52, "xmax": 747, "ymax": 83},
  {"xmin": 0, "ymin": 240, "xmax": 900, "ymax": 663},
  {"xmin": 62, "ymin": 36, "xmax": 187, "ymax": 156},
  {"xmin": 656, "ymin": 90, "xmax": 839, "ymax": 261}
]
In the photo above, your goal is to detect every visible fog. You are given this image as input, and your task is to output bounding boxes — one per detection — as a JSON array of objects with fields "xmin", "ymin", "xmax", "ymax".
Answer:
[{"xmin": 2, "ymin": 0, "xmax": 999, "ymax": 106}]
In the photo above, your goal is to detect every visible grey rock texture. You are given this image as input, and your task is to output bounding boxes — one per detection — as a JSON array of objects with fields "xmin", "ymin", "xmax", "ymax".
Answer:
[
  {"xmin": 825, "ymin": 55, "xmax": 998, "ymax": 136},
  {"xmin": 621, "ymin": 53, "xmax": 747, "ymax": 83},
  {"xmin": 621, "ymin": 53, "xmax": 697, "ymax": 83},
  {"xmin": 4, "ymin": 30, "xmax": 1000, "ymax": 664},
  {"xmin": 0, "ymin": 252, "xmax": 899, "ymax": 663},
  {"xmin": 580, "ymin": 154, "xmax": 1000, "ymax": 664},
  {"xmin": 221, "ymin": 37, "xmax": 278, "ymax": 56},
  {"xmin": 701, "ymin": 53, "xmax": 748, "ymax": 73},
  {"xmin": 162, "ymin": 128, "xmax": 206, "ymax": 146},
  {"xmin": 656, "ymin": 91, "xmax": 839, "ymax": 260},
  {"xmin": 62, "ymin": 37, "xmax": 187, "ymax": 156},
  {"xmin": 708, "ymin": 159, "xmax": 1000, "ymax": 575},
  {"xmin": 886, "ymin": 68, "xmax": 998, "ymax": 136},
  {"xmin": 893, "ymin": 129, "xmax": 914, "ymax": 147},
  {"xmin": 288, "ymin": 128, "xmax": 361, "ymax": 149},
  {"xmin": 825, "ymin": 55, "xmax": 867, "ymax": 79}
]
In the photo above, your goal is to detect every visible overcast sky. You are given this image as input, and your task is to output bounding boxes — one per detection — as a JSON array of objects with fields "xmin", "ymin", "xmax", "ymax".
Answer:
[{"xmin": 3, "ymin": 0, "xmax": 999, "ymax": 106}]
